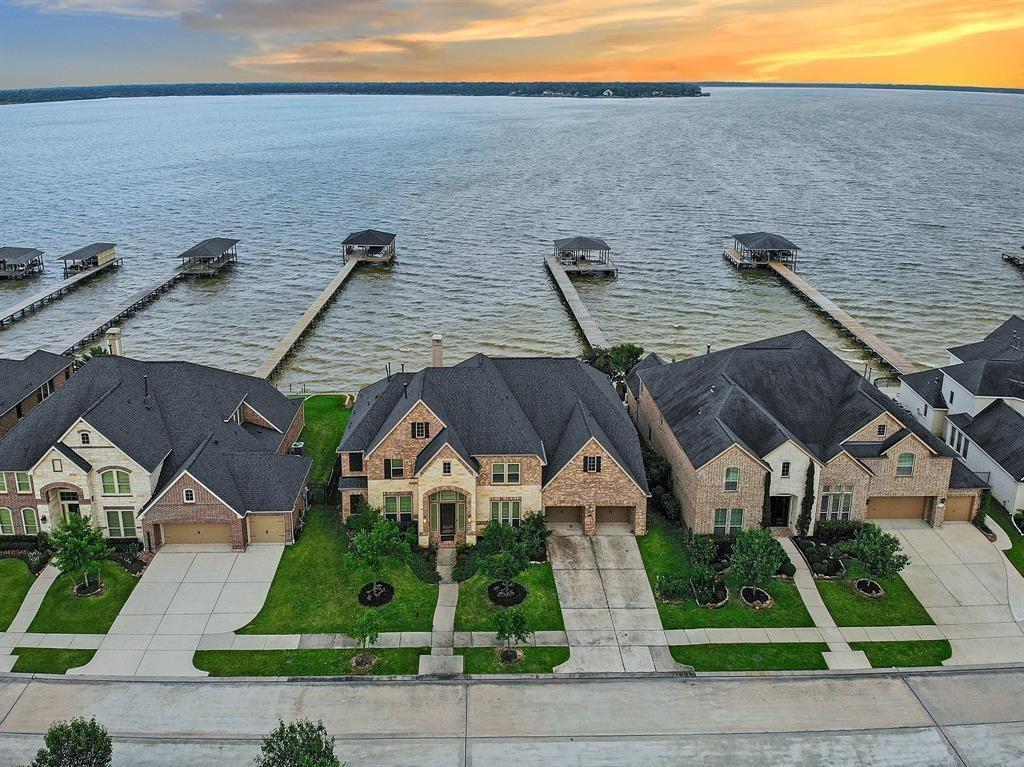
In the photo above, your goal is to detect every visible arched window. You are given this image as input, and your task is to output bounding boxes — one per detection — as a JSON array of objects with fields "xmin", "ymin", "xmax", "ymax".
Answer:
[
  {"xmin": 100, "ymin": 469, "xmax": 131, "ymax": 495},
  {"xmin": 183, "ymin": 488, "xmax": 196, "ymax": 503},
  {"xmin": 427, "ymin": 490, "xmax": 467, "ymax": 535},
  {"xmin": 896, "ymin": 453, "xmax": 916, "ymax": 477},
  {"xmin": 21, "ymin": 508, "xmax": 38, "ymax": 536},
  {"xmin": 724, "ymin": 467, "xmax": 740, "ymax": 492},
  {"xmin": 80, "ymin": 431, "xmax": 91, "ymax": 445},
  {"xmin": 0, "ymin": 508, "xmax": 13, "ymax": 536}
]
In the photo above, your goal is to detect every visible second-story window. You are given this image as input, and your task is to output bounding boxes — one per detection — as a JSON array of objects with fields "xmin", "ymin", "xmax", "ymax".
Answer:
[
  {"xmin": 724, "ymin": 467, "xmax": 740, "ymax": 492},
  {"xmin": 183, "ymin": 488, "xmax": 196, "ymax": 503},
  {"xmin": 442, "ymin": 461, "xmax": 452, "ymax": 475},
  {"xmin": 348, "ymin": 453, "xmax": 363, "ymax": 473},
  {"xmin": 0, "ymin": 474, "xmax": 6, "ymax": 493},
  {"xmin": 80, "ymin": 432, "xmax": 91, "ymax": 445},
  {"xmin": 896, "ymin": 453, "xmax": 916, "ymax": 477},
  {"xmin": 411, "ymin": 422, "xmax": 430, "ymax": 439},
  {"xmin": 101, "ymin": 470, "xmax": 131, "ymax": 495},
  {"xmin": 491, "ymin": 462, "xmax": 520, "ymax": 484},
  {"xmin": 583, "ymin": 456, "xmax": 602, "ymax": 473},
  {"xmin": 384, "ymin": 459, "xmax": 405, "ymax": 479},
  {"xmin": 52, "ymin": 459, "xmax": 63, "ymax": 473},
  {"xmin": 780, "ymin": 462, "xmax": 790, "ymax": 478},
  {"xmin": 15, "ymin": 473, "xmax": 31, "ymax": 493}
]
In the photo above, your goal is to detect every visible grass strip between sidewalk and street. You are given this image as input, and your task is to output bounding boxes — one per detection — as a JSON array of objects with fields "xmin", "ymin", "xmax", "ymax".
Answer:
[
  {"xmin": 670, "ymin": 642, "xmax": 830, "ymax": 671},
  {"xmin": 193, "ymin": 648, "xmax": 426, "ymax": 676},
  {"xmin": 850, "ymin": 640, "xmax": 952, "ymax": 668},
  {"xmin": 456, "ymin": 646, "xmax": 570, "ymax": 674},
  {"xmin": 11, "ymin": 648, "xmax": 97, "ymax": 675}
]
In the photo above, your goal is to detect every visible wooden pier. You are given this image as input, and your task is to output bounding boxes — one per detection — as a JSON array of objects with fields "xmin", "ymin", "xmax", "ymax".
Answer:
[
  {"xmin": 768, "ymin": 262, "xmax": 920, "ymax": 375},
  {"xmin": 62, "ymin": 269, "xmax": 185, "ymax": 355},
  {"xmin": 1, "ymin": 257, "xmax": 122, "ymax": 326},
  {"xmin": 544, "ymin": 255, "xmax": 610, "ymax": 350},
  {"xmin": 255, "ymin": 259, "xmax": 362, "ymax": 379}
]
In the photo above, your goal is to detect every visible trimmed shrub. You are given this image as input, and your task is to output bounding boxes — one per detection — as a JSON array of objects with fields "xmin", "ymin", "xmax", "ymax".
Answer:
[
  {"xmin": 812, "ymin": 562, "xmax": 828, "ymax": 576},
  {"xmin": 0, "ymin": 534, "xmax": 47, "ymax": 552},
  {"xmin": 776, "ymin": 560, "xmax": 797, "ymax": 578},
  {"xmin": 406, "ymin": 547, "xmax": 441, "ymax": 584},
  {"xmin": 655, "ymin": 573, "xmax": 689, "ymax": 601},
  {"xmin": 813, "ymin": 519, "xmax": 865, "ymax": 545}
]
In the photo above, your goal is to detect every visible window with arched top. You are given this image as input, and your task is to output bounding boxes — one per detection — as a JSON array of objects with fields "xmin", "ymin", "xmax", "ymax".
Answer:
[
  {"xmin": 427, "ymin": 490, "xmax": 467, "ymax": 534},
  {"xmin": 80, "ymin": 431, "xmax": 91, "ymax": 445},
  {"xmin": 183, "ymin": 488, "xmax": 196, "ymax": 503},
  {"xmin": 0, "ymin": 508, "xmax": 13, "ymax": 536},
  {"xmin": 724, "ymin": 467, "xmax": 740, "ymax": 492},
  {"xmin": 100, "ymin": 469, "xmax": 131, "ymax": 495},
  {"xmin": 896, "ymin": 453, "xmax": 916, "ymax": 477},
  {"xmin": 21, "ymin": 508, "xmax": 38, "ymax": 536}
]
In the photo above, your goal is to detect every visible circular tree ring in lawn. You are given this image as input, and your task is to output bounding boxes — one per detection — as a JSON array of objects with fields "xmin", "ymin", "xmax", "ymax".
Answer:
[
  {"xmin": 497, "ymin": 647, "xmax": 523, "ymax": 665},
  {"xmin": 740, "ymin": 586, "xmax": 773, "ymax": 609},
  {"xmin": 487, "ymin": 581, "xmax": 527, "ymax": 606},
  {"xmin": 74, "ymin": 581, "xmax": 105, "ymax": 598},
  {"xmin": 351, "ymin": 652, "xmax": 379, "ymax": 671},
  {"xmin": 854, "ymin": 578, "xmax": 885, "ymax": 599},
  {"xmin": 358, "ymin": 581, "xmax": 395, "ymax": 607}
]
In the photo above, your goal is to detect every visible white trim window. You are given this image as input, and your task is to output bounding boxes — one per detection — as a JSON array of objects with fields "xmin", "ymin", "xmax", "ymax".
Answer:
[
  {"xmin": 491, "ymin": 462, "xmax": 520, "ymax": 484},
  {"xmin": 713, "ymin": 508, "xmax": 743, "ymax": 536},
  {"xmin": 15, "ymin": 473, "xmax": 31, "ymax": 494},
  {"xmin": 819, "ymin": 485, "xmax": 854, "ymax": 520},
  {"xmin": 410, "ymin": 421, "xmax": 430, "ymax": 439},
  {"xmin": 583, "ymin": 456, "xmax": 602, "ymax": 473},
  {"xmin": 21, "ymin": 508, "xmax": 38, "ymax": 535},
  {"xmin": 384, "ymin": 494, "xmax": 413, "ymax": 523},
  {"xmin": 490, "ymin": 499, "xmax": 521, "ymax": 527},
  {"xmin": 780, "ymin": 462, "xmax": 791, "ymax": 478},
  {"xmin": 37, "ymin": 380, "xmax": 53, "ymax": 402},
  {"xmin": 896, "ymin": 453, "xmax": 916, "ymax": 477},
  {"xmin": 101, "ymin": 470, "xmax": 131, "ymax": 495},
  {"xmin": 724, "ymin": 467, "xmax": 740, "ymax": 492},
  {"xmin": 0, "ymin": 508, "xmax": 13, "ymax": 535},
  {"xmin": 876, "ymin": 424, "xmax": 887, "ymax": 437},
  {"xmin": 52, "ymin": 459, "xmax": 63, "ymax": 473},
  {"xmin": 106, "ymin": 509, "xmax": 137, "ymax": 538},
  {"xmin": 183, "ymin": 488, "xmax": 196, "ymax": 503},
  {"xmin": 442, "ymin": 461, "xmax": 452, "ymax": 476},
  {"xmin": 0, "ymin": 474, "xmax": 6, "ymax": 493},
  {"xmin": 80, "ymin": 431, "xmax": 91, "ymax": 445}
]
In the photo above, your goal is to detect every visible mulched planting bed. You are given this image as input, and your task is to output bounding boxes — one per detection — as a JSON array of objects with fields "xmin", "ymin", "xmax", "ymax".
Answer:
[
  {"xmin": 487, "ymin": 581, "xmax": 527, "ymax": 607},
  {"xmin": 691, "ymin": 579, "xmax": 729, "ymax": 609},
  {"xmin": 854, "ymin": 578, "xmax": 885, "ymax": 598},
  {"xmin": 358, "ymin": 582, "xmax": 395, "ymax": 607},
  {"xmin": 497, "ymin": 648, "xmax": 524, "ymax": 665},
  {"xmin": 73, "ymin": 581, "xmax": 105, "ymax": 597},
  {"xmin": 739, "ymin": 586, "xmax": 773, "ymax": 609}
]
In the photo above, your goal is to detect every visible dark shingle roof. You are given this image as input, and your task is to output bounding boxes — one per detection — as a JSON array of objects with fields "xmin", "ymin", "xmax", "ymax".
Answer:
[
  {"xmin": 59, "ymin": 243, "xmax": 116, "ymax": 262},
  {"xmin": 943, "ymin": 359, "xmax": 1024, "ymax": 399},
  {"xmin": 948, "ymin": 315, "xmax": 1024, "ymax": 362},
  {"xmin": 733, "ymin": 232, "xmax": 799, "ymax": 251},
  {"xmin": 0, "ymin": 247, "xmax": 44, "ymax": 266},
  {"xmin": 0, "ymin": 355, "xmax": 308, "ymax": 515},
  {"xmin": 554, "ymin": 236, "xmax": 610, "ymax": 252},
  {"xmin": 636, "ymin": 331, "xmax": 962, "ymax": 473},
  {"xmin": 900, "ymin": 369, "xmax": 948, "ymax": 409},
  {"xmin": 626, "ymin": 352, "xmax": 665, "ymax": 398},
  {"xmin": 340, "ymin": 356, "xmax": 648, "ymax": 493},
  {"xmin": 955, "ymin": 400, "xmax": 1024, "ymax": 480},
  {"xmin": 342, "ymin": 229, "xmax": 396, "ymax": 247},
  {"xmin": 0, "ymin": 350, "xmax": 72, "ymax": 417},
  {"xmin": 949, "ymin": 459, "xmax": 988, "ymax": 489},
  {"xmin": 178, "ymin": 238, "xmax": 239, "ymax": 261}
]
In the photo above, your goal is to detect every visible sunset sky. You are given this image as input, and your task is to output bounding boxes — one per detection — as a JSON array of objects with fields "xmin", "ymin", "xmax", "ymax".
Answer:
[{"xmin": 2, "ymin": 0, "xmax": 1023, "ymax": 89}]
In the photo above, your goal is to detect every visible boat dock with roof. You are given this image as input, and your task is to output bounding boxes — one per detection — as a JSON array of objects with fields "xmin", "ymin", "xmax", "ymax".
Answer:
[
  {"xmin": 1, "ymin": 243, "xmax": 123, "ymax": 326},
  {"xmin": 343, "ymin": 229, "xmax": 396, "ymax": 264},
  {"xmin": 544, "ymin": 235, "xmax": 613, "ymax": 350},
  {"xmin": 0, "ymin": 247, "xmax": 45, "ymax": 280}
]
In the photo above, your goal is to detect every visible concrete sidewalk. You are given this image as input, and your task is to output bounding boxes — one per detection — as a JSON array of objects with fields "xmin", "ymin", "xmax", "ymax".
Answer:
[{"xmin": 0, "ymin": 564, "xmax": 60, "ymax": 672}]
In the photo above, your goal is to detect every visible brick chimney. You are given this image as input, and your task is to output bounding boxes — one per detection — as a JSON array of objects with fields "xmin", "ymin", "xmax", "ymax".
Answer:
[
  {"xmin": 431, "ymin": 334, "xmax": 444, "ymax": 367},
  {"xmin": 105, "ymin": 327, "xmax": 123, "ymax": 356}
]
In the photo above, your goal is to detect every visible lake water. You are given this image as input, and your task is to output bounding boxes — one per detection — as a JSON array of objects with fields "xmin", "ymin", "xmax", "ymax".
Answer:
[{"xmin": 1, "ymin": 88, "xmax": 1022, "ymax": 390}]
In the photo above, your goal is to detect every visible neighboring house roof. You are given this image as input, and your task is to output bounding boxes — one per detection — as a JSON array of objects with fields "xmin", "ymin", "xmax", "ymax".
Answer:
[
  {"xmin": 340, "ymin": 355, "xmax": 649, "ymax": 492},
  {"xmin": 949, "ymin": 458, "xmax": 988, "ymax": 489},
  {"xmin": 59, "ymin": 243, "xmax": 116, "ymax": 262},
  {"xmin": 900, "ymin": 369, "xmax": 948, "ymax": 409},
  {"xmin": 733, "ymin": 232, "xmax": 799, "ymax": 251},
  {"xmin": 942, "ymin": 359, "xmax": 1024, "ymax": 400},
  {"xmin": 0, "ymin": 246, "xmax": 44, "ymax": 265},
  {"xmin": 625, "ymin": 352, "xmax": 666, "ymax": 398},
  {"xmin": 951, "ymin": 400, "xmax": 1024, "ymax": 481},
  {"xmin": 634, "ymin": 331, "xmax": 966, "ymax": 475},
  {"xmin": 947, "ymin": 315, "xmax": 1024, "ymax": 362},
  {"xmin": 342, "ymin": 229, "xmax": 396, "ymax": 247},
  {"xmin": 178, "ymin": 238, "xmax": 239, "ymax": 260},
  {"xmin": 0, "ymin": 355, "xmax": 309, "ymax": 516},
  {"xmin": 0, "ymin": 350, "xmax": 72, "ymax": 417},
  {"xmin": 554, "ymin": 236, "xmax": 610, "ymax": 252}
]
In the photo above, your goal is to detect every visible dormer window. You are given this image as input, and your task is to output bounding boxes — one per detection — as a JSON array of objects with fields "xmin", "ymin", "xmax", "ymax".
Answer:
[
  {"xmin": 183, "ymin": 488, "xmax": 196, "ymax": 503},
  {"xmin": 80, "ymin": 432, "xmax": 91, "ymax": 445},
  {"xmin": 876, "ymin": 424, "xmax": 886, "ymax": 437},
  {"xmin": 411, "ymin": 422, "xmax": 430, "ymax": 439}
]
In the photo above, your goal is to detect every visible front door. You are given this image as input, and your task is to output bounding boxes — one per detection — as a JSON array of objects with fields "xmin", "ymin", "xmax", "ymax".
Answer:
[
  {"xmin": 769, "ymin": 496, "xmax": 791, "ymax": 527},
  {"xmin": 440, "ymin": 503, "xmax": 456, "ymax": 541},
  {"xmin": 59, "ymin": 491, "xmax": 81, "ymax": 519}
]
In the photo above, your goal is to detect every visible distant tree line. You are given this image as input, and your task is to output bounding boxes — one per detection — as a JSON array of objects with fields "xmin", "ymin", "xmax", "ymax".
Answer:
[{"xmin": 0, "ymin": 81, "xmax": 703, "ymax": 105}]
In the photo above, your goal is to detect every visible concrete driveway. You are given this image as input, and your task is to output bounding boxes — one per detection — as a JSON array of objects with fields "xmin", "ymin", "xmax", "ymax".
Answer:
[
  {"xmin": 69, "ymin": 544, "xmax": 283, "ymax": 677},
  {"xmin": 548, "ymin": 523, "xmax": 679, "ymax": 673},
  {"xmin": 877, "ymin": 520, "xmax": 1024, "ymax": 665}
]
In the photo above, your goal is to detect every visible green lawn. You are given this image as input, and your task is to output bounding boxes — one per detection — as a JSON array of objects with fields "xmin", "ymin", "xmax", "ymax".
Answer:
[
  {"xmin": 851, "ymin": 640, "xmax": 952, "ymax": 668},
  {"xmin": 670, "ymin": 643, "xmax": 829, "ymax": 672},
  {"xmin": 302, "ymin": 395, "xmax": 352, "ymax": 482},
  {"xmin": 27, "ymin": 561, "xmax": 138, "ymax": 634},
  {"xmin": 984, "ymin": 497, "xmax": 1024, "ymax": 579},
  {"xmin": 637, "ymin": 513, "xmax": 813, "ymax": 629},
  {"xmin": 193, "ymin": 648, "xmax": 426, "ymax": 676},
  {"xmin": 0, "ymin": 558, "xmax": 36, "ymax": 631},
  {"xmin": 455, "ymin": 563, "xmax": 565, "ymax": 632},
  {"xmin": 11, "ymin": 648, "xmax": 97, "ymax": 674},
  {"xmin": 457, "ymin": 646, "xmax": 570, "ymax": 674},
  {"xmin": 815, "ymin": 562, "xmax": 932, "ymax": 627},
  {"xmin": 240, "ymin": 506, "xmax": 437, "ymax": 634}
]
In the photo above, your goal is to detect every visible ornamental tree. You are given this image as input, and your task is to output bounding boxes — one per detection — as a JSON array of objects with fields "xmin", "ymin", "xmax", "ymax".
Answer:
[
  {"xmin": 760, "ymin": 472, "xmax": 773, "ymax": 529},
  {"xmin": 730, "ymin": 528, "xmax": 786, "ymax": 590},
  {"xmin": 254, "ymin": 719, "xmax": 339, "ymax": 767},
  {"xmin": 796, "ymin": 463, "xmax": 816, "ymax": 537},
  {"xmin": 348, "ymin": 609, "xmax": 382, "ymax": 653},
  {"xmin": 478, "ymin": 549, "xmax": 528, "ymax": 601},
  {"xmin": 50, "ymin": 514, "xmax": 111, "ymax": 592},
  {"xmin": 838, "ymin": 524, "xmax": 910, "ymax": 582},
  {"xmin": 495, "ymin": 606, "xmax": 532, "ymax": 661},
  {"xmin": 351, "ymin": 517, "xmax": 404, "ymax": 597},
  {"xmin": 30, "ymin": 716, "xmax": 112, "ymax": 767}
]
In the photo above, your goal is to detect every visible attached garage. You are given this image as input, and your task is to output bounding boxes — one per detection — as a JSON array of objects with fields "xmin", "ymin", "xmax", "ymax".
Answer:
[
  {"xmin": 596, "ymin": 506, "xmax": 632, "ymax": 525},
  {"xmin": 545, "ymin": 506, "xmax": 583, "ymax": 525},
  {"xmin": 161, "ymin": 523, "xmax": 233, "ymax": 545},
  {"xmin": 249, "ymin": 514, "xmax": 290, "ymax": 543},
  {"xmin": 866, "ymin": 496, "xmax": 928, "ymax": 520},
  {"xmin": 943, "ymin": 496, "xmax": 975, "ymax": 522}
]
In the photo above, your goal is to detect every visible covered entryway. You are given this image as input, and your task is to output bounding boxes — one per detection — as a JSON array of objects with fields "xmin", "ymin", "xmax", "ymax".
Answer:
[
  {"xmin": 943, "ymin": 496, "xmax": 975, "ymax": 522},
  {"xmin": 161, "ymin": 523, "xmax": 233, "ymax": 545},
  {"xmin": 866, "ymin": 496, "xmax": 928, "ymax": 520},
  {"xmin": 768, "ymin": 496, "xmax": 792, "ymax": 527},
  {"xmin": 249, "ymin": 514, "xmax": 289, "ymax": 543}
]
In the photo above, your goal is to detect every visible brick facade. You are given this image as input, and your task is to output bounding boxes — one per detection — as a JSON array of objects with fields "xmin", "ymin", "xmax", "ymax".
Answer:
[
  {"xmin": 141, "ymin": 473, "xmax": 247, "ymax": 551},
  {"xmin": 276, "ymin": 401, "xmax": 305, "ymax": 455},
  {"xmin": 0, "ymin": 365, "xmax": 73, "ymax": 438}
]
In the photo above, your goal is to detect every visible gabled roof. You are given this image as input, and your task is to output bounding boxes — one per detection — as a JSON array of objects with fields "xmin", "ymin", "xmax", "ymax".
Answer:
[
  {"xmin": 554, "ymin": 236, "xmax": 610, "ymax": 252},
  {"xmin": 0, "ymin": 350, "xmax": 72, "ymax": 417},
  {"xmin": 625, "ymin": 352, "xmax": 665, "ymax": 398},
  {"xmin": 900, "ymin": 369, "xmax": 948, "ymax": 409},
  {"xmin": 947, "ymin": 315, "xmax": 1024, "ymax": 362},
  {"xmin": 59, "ymin": 243, "xmax": 116, "ymax": 262},
  {"xmin": 342, "ymin": 229, "xmax": 396, "ymax": 247},
  {"xmin": 952, "ymin": 400, "xmax": 1024, "ymax": 481},
  {"xmin": 178, "ymin": 238, "xmax": 238, "ymax": 261},
  {"xmin": 414, "ymin": 428, "xmax": 478, "ymax": 475},
  {"xmin": 340, "ymin": 355, "xmax": 648, "ymax": 492},
  {"xmin": 634, "ymin": 331, "xmax": 961, "ymax": 471},
  {"xmin": 0, "ymin": 355, "xmax": 309, "ymax": 516},
  {"xmin": 943, "ymin": 359, "xmax": 1024, "ymax": 400},
  {"xmin": 0, "ymin": 247, "xmax": 43, "ymax": 265},
  {"xmin": 733, "ymin": 232, "xmax": 799, "ymax": 251}
]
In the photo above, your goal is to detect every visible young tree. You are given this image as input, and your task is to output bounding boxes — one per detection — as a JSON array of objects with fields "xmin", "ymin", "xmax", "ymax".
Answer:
[
  {"xmin": 30, "ymin": 717, "xmax": 112, "ymax": 767},
  {"xmin": 49, "ymin": 514, "xmax": 110, "ymax": 593},
  {"xmin": 730, "ymin": 529, "xmax": 786, "ymax": 590},
  {"xmin": 838, "ymin": 524, "xmax": 910, "ymax": 584},
  {"xmin": 348, "ymin": 610, "xmax": 382, "ymax": 655},
  {"xmin": 796, "ymin": 463, "xmax": 816, "ymax": 537},
  {"xmin": 351, "ymin": 517, "xmax": 404, "ymax": 598},
  {"xmin": 478, "ymin": 549, "xmax": 528, "ymax": 601},
  {"xmin": 495, "ymin": 607, "xmax": 532, "ymax": 663},
  {"xmin": 254, "ymin": 719, "xmax": 339, "ymax": 767}
]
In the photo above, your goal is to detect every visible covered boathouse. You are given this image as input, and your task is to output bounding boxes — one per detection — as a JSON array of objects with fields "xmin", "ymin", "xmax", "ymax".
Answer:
[
  {"xmin": 59, "ymin": 242, "xmax": 119, "ymax": 276},
  {"xmin": 552, "ymin": 236, "xmax": 617, "ymax": 276},
  {"xmin": 178, "ymin": 238, "xmax": 239, "ymax": 275},
  {"xmin": 342, "ymin": 229, "xmax": 396, "ymax": 263},
  {"xmin": 0, "ymin": 247, "xmax": 44, "ymax": 280},
  {"xmin": 724, "ymin": 232, "xmax": 800, "ymax": 270}
]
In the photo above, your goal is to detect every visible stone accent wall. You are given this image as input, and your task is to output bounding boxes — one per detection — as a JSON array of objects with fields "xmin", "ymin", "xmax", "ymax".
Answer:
[
  {"xmin": 542, "ymin": 437, "xmax": 647, "ymax": 535},
  {"xmin": 366, "ymin": 400, "xmax": 444, "ymax": 480},
  {"xmin": 0, "ymin": 365, "xmax": 73, "ymax": 438},
  {"xmin": 142, "ymin": 473, "xmax": 246, "ymax": 551}
]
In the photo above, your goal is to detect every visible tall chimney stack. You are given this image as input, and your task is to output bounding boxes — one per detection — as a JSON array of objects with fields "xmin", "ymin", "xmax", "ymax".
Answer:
[
  {"xmin": 431, "ymin": 334, "xmax": 444, "ymax": 367},
  {"xmin": 105, "ymin": 327, "xmax": 123, "ymax": 356}
]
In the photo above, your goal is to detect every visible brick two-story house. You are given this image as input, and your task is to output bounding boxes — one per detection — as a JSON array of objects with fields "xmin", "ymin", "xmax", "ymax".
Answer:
[
  {"xmin": 626, "ymin": 331, "xmax": 986, "ymax": 536},
  {"xmin": 337, "ymin": 354, "xmax": 649, "ymax": 546},
  {"xmin": 0, "ymin": 350, "xmax": 74, "ymax": 438},
  {"xmin": 0, "ymin": 354, "xmax": 310, "ymax": 551}
]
